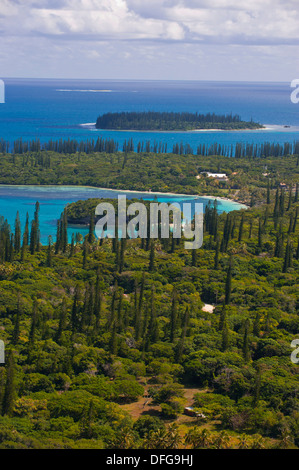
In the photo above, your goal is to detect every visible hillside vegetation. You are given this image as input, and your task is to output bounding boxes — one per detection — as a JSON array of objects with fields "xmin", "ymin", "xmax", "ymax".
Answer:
[{"xmin": 0, "ymin": 151, "xmax": 298, "ymax": 448}]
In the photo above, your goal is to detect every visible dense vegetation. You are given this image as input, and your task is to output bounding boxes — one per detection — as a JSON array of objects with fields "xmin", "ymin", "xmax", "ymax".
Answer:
[
  {"xmin": 0, "ymin": 149, "xmax": 298, "ymax": 449},
  {"xmin": 0, "ymin": 148, "xmax": 298, "ymax": 207},
  {"xmin": 95, "ymin": 111, "xmax": 264, "ymax": 131}
]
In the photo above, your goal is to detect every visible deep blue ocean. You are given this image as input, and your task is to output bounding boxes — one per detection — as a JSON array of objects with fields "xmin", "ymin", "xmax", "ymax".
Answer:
[
  {"xmin": 1, "ymin": 78, "xmax": 298, "ymax": 150},
  {"xmin": 0, "ymin": 79, "xmax": 298, "ymax": 244}
]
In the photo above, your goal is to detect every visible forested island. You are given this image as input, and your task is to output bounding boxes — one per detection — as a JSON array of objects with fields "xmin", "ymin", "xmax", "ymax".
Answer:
[
  {"xmin": 66, "ymin": 197, "xmax": 152, "ymax": 225},
  {"xmin": 95, "ymin": 111, "xmax": 264, "ymax": 131},
  {"xmin": 0, "ymin": 145, "xmax": 298, "ymax": 449}
]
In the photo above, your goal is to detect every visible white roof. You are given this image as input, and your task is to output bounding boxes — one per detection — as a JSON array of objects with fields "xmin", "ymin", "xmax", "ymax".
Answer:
[{"xmin": 205, "ymin": 172, "xmax": 227, "ymax": 178}]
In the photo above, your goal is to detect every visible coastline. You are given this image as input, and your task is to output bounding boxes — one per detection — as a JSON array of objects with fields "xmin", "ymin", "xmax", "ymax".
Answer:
[
  {"xmin": 91, "ymin": 186, "xmax": 249, "ymax": 209},
  {"xmin": 0, "ymin": 183, "xmax": 249, "ymax": 210},
  {"xmin": 80, "ymin": 123, "xmax": 265, "ymax": 133},
  {"xmin": 80, "ymin": 123, "xmax": 299, "ymax": 133}
]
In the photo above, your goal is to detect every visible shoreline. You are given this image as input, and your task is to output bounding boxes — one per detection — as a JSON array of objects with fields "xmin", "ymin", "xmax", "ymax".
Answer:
[
  {"xmin": 0, "ymin": 183, "xmax": 249, "ymax": 209},
  {"xmin": 80, "ymin": 123, "xmax": 265, "ymax": 133},
  {"xmin": 94, "ymin": 186, "xmax": 249, "ymax": 209},
  {"xmin": 80, "ymin": 123, "xmax": 299, "ymax": 133}
]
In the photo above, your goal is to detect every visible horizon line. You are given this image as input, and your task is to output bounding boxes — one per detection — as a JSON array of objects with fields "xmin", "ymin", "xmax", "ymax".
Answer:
[{"xmin": 0, "ymin": 77, "xmax": 292, "ymax": 85}]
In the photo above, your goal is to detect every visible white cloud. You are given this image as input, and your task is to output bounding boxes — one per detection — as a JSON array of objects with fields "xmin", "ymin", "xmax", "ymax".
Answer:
[
  {"xmin": 0, "ymin": 0, "xmax": 298, "ymax": 44},
  {"xmin": 0, "ymin": 0, "xmax": 298, "ymax": 80},
  {"xmin": 0, "ymin": 0, "xmax": 185, "ymax": 41},
  {"xmin": 29, "ymin": 6, "xmax": 184, "ymax": 40}
]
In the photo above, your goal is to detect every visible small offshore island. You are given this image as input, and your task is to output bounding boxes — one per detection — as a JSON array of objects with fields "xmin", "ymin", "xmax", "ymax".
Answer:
[{"xmin": 95, "ymin": 111, "xmax": 264, "ymax": 131}]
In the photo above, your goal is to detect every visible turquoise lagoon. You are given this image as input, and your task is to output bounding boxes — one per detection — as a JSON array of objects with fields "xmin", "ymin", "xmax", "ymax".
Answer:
[{"xmin": 0, "ymin": 185, "xmax": 247, "ymax": 245}]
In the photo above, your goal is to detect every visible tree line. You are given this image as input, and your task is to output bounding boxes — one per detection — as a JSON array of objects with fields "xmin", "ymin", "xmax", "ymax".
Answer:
[
  {"xmin": 1, "ymin": 137, "xmax": 299, "ymax": 159},
  {"xmin": 95, "ymin": 111, "xmax": 263, "ymax": 131}
]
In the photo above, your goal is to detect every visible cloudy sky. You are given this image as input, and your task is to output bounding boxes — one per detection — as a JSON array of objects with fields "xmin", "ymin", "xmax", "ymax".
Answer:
[{"xmin": 0, "ymin": 0, "xmax": 298, "ymax": 81}]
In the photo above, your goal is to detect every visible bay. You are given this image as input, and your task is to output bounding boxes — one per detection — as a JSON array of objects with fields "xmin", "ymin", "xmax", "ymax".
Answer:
[
  {"xmin": 0, "ymin": 78, "xmax": 296, "ymax": 244},
  {"xmin": 0, "ymin": 185, "xmax": 246, "ymax": 245}
]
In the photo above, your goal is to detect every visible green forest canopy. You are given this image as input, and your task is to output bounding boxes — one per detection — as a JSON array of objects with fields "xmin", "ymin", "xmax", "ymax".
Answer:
[
  {"xmin": 95, "ymin": 111, "xmax": 264, "ymax": 131},
  {"xmin": 0, "ymin": 148, "xmax": 298, "ymax": 449}
]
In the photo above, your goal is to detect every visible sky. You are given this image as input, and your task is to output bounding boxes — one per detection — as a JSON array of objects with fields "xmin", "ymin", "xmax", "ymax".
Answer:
[{"xmin": 0, "ymin": 0, "xmax": 298, "ymax": 81}]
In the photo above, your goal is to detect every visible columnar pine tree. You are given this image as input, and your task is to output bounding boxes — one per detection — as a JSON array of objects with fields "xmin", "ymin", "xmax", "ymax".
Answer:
[
  {"xmin": 109, "ymin": 322, "xmax": 118, "ymax": 356},
  {"xmin": 219, "ymin": 305, "xmax": 227, "ymax": 331},
  {"xmin": 117, "ymin": 288, "xmax": 124, "ymax": 333},
  {"xmin": 274, "ymin": 222, "xmax": 284, "ymax": 258},
  {"xmin": 214, "ymin": 237, "xmax": 220, "ymax": 270},
  {"xmin": 12, "ymin": 295, "xmax": 21, "ymax": 345},
  {"xmin": 288, "ymin": 213, "xmax": 294, "ymax": 235},
  {"xmin": 135, "ymin": 274, "xmax": 145, "ymax": 341},
  {"xmin": 88, "ymin": 210, "xmax": 95, "ymax": 244},
  {"xmin": 258, "ymin": 218, "xmax": 263, "ymax": 250},
  {"xmin": 55, "ymin": 219, "xmax": 61, "ymax": 254},
  {"xmin": 224, "ymin": 256, "xmax": 233, "ymax": 305},
  {"xmin": 56, "ymin": 298, "xmax": 67, "ymax": 344},
  {"xmin": 248, "ymin": 219, "xmax": 253, "ymax": 239},
  {"xmin": 94, "ymin": 271, "xmax": 102, "ymax": 330},
  {"xmin": 28, "ymin": 298, "xmax": 38, "ymax": 349},
  {"xmin": 266, "ymin": 179, "xmax": 271, "ymax": 205},
  {"xmin": 23, "ymin": 212, "xmax": 29, "ymax": 247},
  {"xmin": 148, "ymin": 286, "xmax": 158, "ymax": 346},
  {"xmin": 2, "ymin": 351, "xmax": 16, "ymax": 417},
  {"xmin": 69, "ymin": 233, "xmax": 75, "ymax": 258},
  {"xmin": 279, "ymin": 189, "xmax": 285, "ymax": 217},
  {"xmin": 14, "ymin": 211, "xmax": 21, "ymax": 252},
  {"xmin": 283, "ymin": 238, "xmax": 293, "ymax": 273},
  {"xmin": 238, "ymin": 213, "xmax": 244, "ymax": 242},
  {"xmin": 29, "ymin": 220, "xmax": 37, "ymax": 255},
  {"xmin": 263, "ymin": 206, "xmax": 269, "ymax": 228},
  {"xmin": 61, "ymin": 209, "xmax": 68, "ymax": 253},
  {"xmin": 292, "ymin": 207, "xmax": 298, "ymax": 233},
  {"xmin": 82, "ymin": 238, "xmax": 89, "ymax": 269},
  {"xmin": 21, "ymin": 232, "xmax": 27, "ymax": 262},
  {"xmin": 149, "ymin": 241, "xmax": 155, "ymax": 272},
  {"xmin": 287, "ymin": 185, "xmax": 293, "ymax": 211},
  {"xmin": 170, "ymin": 288, "xmax": 178, "ymax": 342},
  {"xmin": 242, "ymin": 319, "xmax": 251, "ymax": 362},
  {"xmin": 71, "ymin": 286, "xmax": 81, "ymax": 333},
  {"xmin": 273, "ymin": 188, "xmax": 279, "ymax": 220},
  {"xmin": 176, "ymin": 305, "xmax": 190, "ymax": 362},
  {"xmin": 34, "ymin": 201, "xmax": 40, "ymax": 252},
  {"xmin": 119, "ymin": 238, "xmax": 126, "ymax": 273},
  {"xmin": 191, "ymin": 248, "xmax": 197, "ymax": 267},
  {"xmin": 108, "ymin": 280, "xmax": 118, "ymax": 330},
  {"xmin": 81, "ymin": 285, "xmax": 90, "ymax": 331},
  {"xmin": 46, "ymin": 235, "xmax": 53, "ymax": 267}
]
